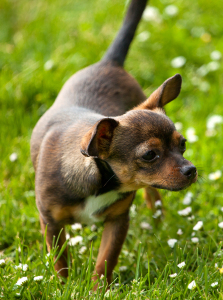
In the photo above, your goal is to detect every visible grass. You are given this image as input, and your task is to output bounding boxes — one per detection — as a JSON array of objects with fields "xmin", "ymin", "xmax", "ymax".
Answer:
[{"xmin": 0, "ymin": 0, "xmax": 223, "ymax": 298}]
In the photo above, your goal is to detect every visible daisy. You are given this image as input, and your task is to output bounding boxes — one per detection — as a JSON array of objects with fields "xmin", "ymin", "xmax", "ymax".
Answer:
[
  {"xmin": 211, "ymin": 282, "xmax": 218, "ymax": 287},
  {"xmin": 167, "ymin": 239, "xmax": 177, "ymax": 248},
  {"xmin": 183, "ymin": 192, "xmax": 193, "ymax": 205},
  {"xmin": 69, "ymin": 236, "xmax": 83, "ymax": 246},
  {"xmin": 177, "ymin": 261, "xmax": 186, "ymax": 268},
  {"xmin": 164, "ymin": 5, "xmax": 178, "ymax": 17},
  {"xmin": 71, "ymin": 223, "xmax": 82, "ymax": 231},
  {"xmin": 208, "ymin": 170, "xmax": 222, "ymax": 181},
  {"xmin": 188, "ymin": 280, "xmax": 196, "ymax": 290},
  {"xmin": 186, "ymin": 128, "xmax": 198, "ymax": 143},
  {"xmin": 169, "ymin": 273, "xmax": 177, "ymax": 278},
  {"xmin": 171, "ymin": 56, "xmax": 186, "ymax": 68},
  {"xmin": 15, "ymin": 277, "xmax": 28, "ymax": 286},
  {"xmin": 34, "ymin": 276, "xmax": 44, "ymax": 282},
  {"xmin": 191, "ymin": 237, "xmax": 199, "ymax": 243},
  {"xmin": 193, "ymin": 221, "xmax": 203, "ymax": 231},
  {"xmin": 9, "ymin": 153, "xmax": 18, "ymax": 162},
  {"xmin": 178, "ymin": 207, "xmax": 192, "ymax": 216}
]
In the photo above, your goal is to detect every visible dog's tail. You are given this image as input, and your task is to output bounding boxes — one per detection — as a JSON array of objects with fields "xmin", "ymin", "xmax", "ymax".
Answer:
[{"xmin": 102, "ymin": 0, "xmax": 148, "ymax": 66}]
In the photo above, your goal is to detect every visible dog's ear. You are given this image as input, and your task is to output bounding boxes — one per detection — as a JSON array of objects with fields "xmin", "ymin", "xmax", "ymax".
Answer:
[
  {"xmin": 135, "ymin": 74, "xmax": 182, "ymax": 110},
  {"xmin": 80, "ymin": 118, "xmax": 119, "ymax": 159}
]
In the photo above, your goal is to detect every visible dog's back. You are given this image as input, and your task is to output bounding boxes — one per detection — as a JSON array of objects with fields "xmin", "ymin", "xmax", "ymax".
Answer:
[{"xmin": 31, "ymin": 0, "xmax": 148, "ymax": 168}]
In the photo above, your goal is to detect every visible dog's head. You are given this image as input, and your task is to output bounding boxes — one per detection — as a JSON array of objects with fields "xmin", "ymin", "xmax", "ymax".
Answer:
[{"xmin": 80, "ymin": 74, "xmax": 197, "ymax": 192}]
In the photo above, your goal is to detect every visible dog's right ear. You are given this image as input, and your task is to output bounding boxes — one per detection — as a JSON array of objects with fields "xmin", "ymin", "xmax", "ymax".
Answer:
[
  {"xmin": 135, "ymin": 74, "xmax": 182, "ymax": 110},
  {"xmin": 80, "ymin": 118, "xmax": 119, "ymax": 159}
]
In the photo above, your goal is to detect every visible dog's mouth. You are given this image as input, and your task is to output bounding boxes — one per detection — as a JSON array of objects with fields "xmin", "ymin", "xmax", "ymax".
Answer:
[{"xmin": 151, "ymin": 175, "xmax": 197, "ymax": 192}]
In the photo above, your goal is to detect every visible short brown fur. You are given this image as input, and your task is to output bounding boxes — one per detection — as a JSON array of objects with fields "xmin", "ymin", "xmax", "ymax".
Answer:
[{"xmin": 31, "ymin": 0, "xmax": 197, "ymax": 289}]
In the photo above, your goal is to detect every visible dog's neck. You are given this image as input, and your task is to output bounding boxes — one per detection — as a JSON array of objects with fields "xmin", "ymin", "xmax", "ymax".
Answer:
[{"xmin": 94, "ymin": 158, "xmax": 121, "ymax": 196}]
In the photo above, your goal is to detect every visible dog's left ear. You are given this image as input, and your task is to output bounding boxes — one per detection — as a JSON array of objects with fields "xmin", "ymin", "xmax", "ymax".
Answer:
[
  {"xmin": 80, "ymin": 118, "xmax": 119, "ymax": 159},
  {"xmin": 135, "ymin": 74, "xmax": 182, "ymax": 110}
]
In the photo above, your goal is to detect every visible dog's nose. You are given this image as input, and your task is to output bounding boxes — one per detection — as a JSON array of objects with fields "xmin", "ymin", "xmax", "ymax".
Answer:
[{"xmin": 181, "ymin": 165, "xmax": 197, "ymax": 179}]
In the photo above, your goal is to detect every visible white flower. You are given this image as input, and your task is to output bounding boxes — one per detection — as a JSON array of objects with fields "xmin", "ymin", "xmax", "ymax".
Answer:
[
  {"xmin": 218, "ymin": 222, "xmax": 223, "ymax": 228},
  {"xmin": 207, "ymin": 61, "xmax": 220, "ymax": 71},
  {"xmin": 130, "ymin": 204, "xmax": 136, "ymax": 216},
  {"xmin": 167, "ymin": 239, "xmax": 177, "ymax": 248},
  {"xmin": 175, "ymin": 122, "xmax": 183, "ymax": 131},
  {"xmin": 9, "ymin": 153, "xmax": 18, "ymax": 162},
  {"xmin": 104, "ymin": 290, "xmax": 111, "ymax": 298},
  {"xmin": 215, "ymin": 263, "xmax": 218, "ymax": 268},
  {"xmin": 183, "ymin": 192, "xmax": 193, "ymax": 205},
  {"xmin": 16, "ymin": 277, "xmax": 28, "ymax": 286},
  {"xmin": 66, "ymin": 233, "xmax": 70, "ymax": 239},
  {"xmin": 188, "ymin": 280, "xmax": 196, "ymax": 290},
  {"xmin": 153, "ymin": 209, "xmax": 162, "ymax": 218},
  {"xmin": 143, "ymin": 7, "xmax": 162, "ymax": 23},
  {"xmin": 191, "ymin": 237, "xmax": 199, "ymax": 243},
  {"xmin": 211, "ymin": 282, "xmax": 218, "ymax": 287},
  {"xmin": 177, "ymin": 228, "xmax": 183, "ymax": 235},
  {"xmin": 34, "ymin": 276, "xmax": 44, "ymax": 282},
  {"xmin": 178, "ymin": 207, "xmax": 192, "ymax": 216},
  {"xmin": 171, "ymin": 56, "xmax": 186, "ymax": 68},
  {"xmin": 137, "ymin": 31, "xmax": 150, "ymax": 42},
  {"xmin": 186, "ymin": 128, "xmax": 198, "ymax": 143},
  {"xmin": 44, "ymin": 60, "xmax": 54, "ymax": 71},
  {"xmin": 210, "ymin": 50, "xmax": 222, "ymax": 61},
  {"xmin": 177, "ymin": 261, "xmax": 186, "ymax": 268},
  {"xmin": 193, "ymin": 221, "xmax": 203, "ymax": 231},
  {"xmin": 0, "ymin": 259, "xmax": 6, "ymax": 267},
  {"xmin": 188, "ymin": 215, "xmax": 195, "ymax": 221},
  {"xmin": 79, "ymin": 246, "xmax": 87, "ymax": 254},
  {"xmin": 140, "ymin": 221, "xmax": 152, "ymax": 230},
  {"xmin": 164, "ymin": 5, "xmax": 178, "ymax": 17},
  {"xmin": 15, "ymin": 264, "xmax": 28, "ymax": 271},
  {"xmin": 69, "ymin": 236, "xmax": 83, "ymax": 246},
  {"xmin": 119, "ymin": 266, "xmax": 128, "ymax": 272},
  {"xmin": 208, "ymin": 170, "xmax": 222, "ymax": 181},
  {"xmin": 207, "ymin": 115, "xmax": 223, "ymax": 130},
  {"xmin": 71, "ymin": 223, "xmax": 82, "ymax": 231},
  {"xmin": 155, "ymin": 200, "xmax": 162, "ymax": 208},
  {"xmin": 169, "ymin": 273, "xmax": 177, "ymax": 278}
]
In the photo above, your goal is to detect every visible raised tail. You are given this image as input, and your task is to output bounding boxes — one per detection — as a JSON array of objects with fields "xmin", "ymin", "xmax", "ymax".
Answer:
[{"xmin": 102, "ymin": 0, "xmax": 148, "ymax": 66}]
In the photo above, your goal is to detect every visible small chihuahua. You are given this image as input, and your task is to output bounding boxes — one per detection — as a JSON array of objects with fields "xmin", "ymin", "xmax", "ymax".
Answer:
[{"xmin": 31, "ymin": 0, "xmax": 197, "ymax": 287}]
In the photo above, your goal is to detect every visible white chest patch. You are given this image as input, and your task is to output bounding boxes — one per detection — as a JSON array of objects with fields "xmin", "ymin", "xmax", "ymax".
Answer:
[{"xmin": 77, "ymin": 190, "xmax": 122, "ymax": 225}]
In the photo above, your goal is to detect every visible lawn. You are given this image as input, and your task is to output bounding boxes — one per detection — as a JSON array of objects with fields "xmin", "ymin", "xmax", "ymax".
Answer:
[{"xmin": 0, "ymin": 0, "xmax": 223, "ymax": 298}]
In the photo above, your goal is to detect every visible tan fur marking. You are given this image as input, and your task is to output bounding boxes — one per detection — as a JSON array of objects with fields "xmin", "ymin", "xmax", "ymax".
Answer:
[{"xmin": 51, "ymin": 205, "xmax": 80, "ymax": 222}]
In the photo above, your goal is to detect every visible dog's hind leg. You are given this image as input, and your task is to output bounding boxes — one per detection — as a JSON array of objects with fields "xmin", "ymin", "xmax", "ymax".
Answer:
[
  {"xmin": 144, "ymin": 187, "xmax": 162, "ymax": 212},
  {"xmin": 39, "ymin": 215, "xmax": 68, "ymax": 279}
]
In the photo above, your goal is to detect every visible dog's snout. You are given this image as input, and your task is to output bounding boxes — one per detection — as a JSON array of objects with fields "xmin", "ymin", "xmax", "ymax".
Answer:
[{"xmin": 181, "ymin": 165, "xmax": 197, "ymax": 180}]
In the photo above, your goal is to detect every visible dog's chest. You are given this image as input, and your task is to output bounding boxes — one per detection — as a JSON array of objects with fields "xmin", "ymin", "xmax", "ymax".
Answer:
[{"xmin": 76, "ymin": 190, "xmax": 123, "ymax": 224}]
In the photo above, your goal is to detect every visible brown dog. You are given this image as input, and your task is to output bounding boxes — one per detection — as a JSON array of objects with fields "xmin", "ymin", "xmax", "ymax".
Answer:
[{"xmin": 31, "ymin": 0, "xmax": 197, "ymax": 287}]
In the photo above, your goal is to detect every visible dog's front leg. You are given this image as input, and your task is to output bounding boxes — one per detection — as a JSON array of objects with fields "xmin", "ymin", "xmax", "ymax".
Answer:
[
  {"xmin": 93, "ymin": 212, "xmax": 129, "ymax": 289},
  {"xmin": 39, "ymin": 215, "xmax": 68, "ymax": 278}
]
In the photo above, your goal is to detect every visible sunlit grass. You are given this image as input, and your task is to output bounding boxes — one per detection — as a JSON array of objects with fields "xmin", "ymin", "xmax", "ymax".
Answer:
[{"xmin": 0, "ymin": 0, "xmax": 223, "ymax": 298}]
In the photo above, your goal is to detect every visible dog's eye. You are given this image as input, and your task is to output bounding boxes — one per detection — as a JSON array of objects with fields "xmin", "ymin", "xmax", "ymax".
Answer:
[
  {"xmin": 180, "ymin": 139, "xmax": 186, "ymax": 151},
  {"xmin": 142, "ymin": 150, "xmax": 157, "ymax": 162}
]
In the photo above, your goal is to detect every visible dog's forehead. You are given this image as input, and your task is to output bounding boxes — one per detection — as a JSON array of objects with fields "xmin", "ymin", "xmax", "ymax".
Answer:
[{"xmin": 118, "ymin": 109, "xmax": 175, "ymax": 138}]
